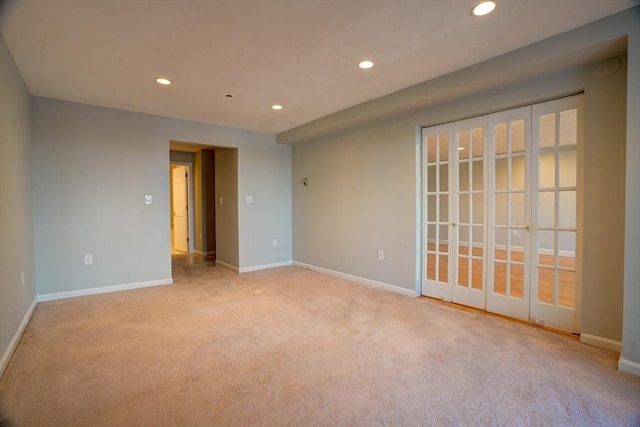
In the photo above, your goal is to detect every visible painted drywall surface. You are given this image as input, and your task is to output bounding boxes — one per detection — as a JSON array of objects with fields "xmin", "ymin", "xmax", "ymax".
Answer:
[
  {"xmin": 0, "ymin": 34, "xmax": 36, "ymax": 368},
  {"xmin": 238, "ymin": 141, "xmax": 292, "ymax": 268},
  {"xmin": 202, "ymin": 149, "xmax": 216, "ymax": 255},
  {"xmin": 291, "ymin": 25, "xmax": 635, "ymax": 349},
  {"xmin": 32, "ymin": 99, "xmax": 173, "ymax": 293},
  {"xmin": 621, "ymin": 7, "xmax": 640, "ymax": 369},
  {"xmin": 581, "ymin": 58, "xmax": 627, "ymax": 342},
  {"xmin": 169, "ymin": 150, "xmax": 194, "ymax": 164},
  {"xmin": 32, "ymin": 97, "xmax": 291, "ymax": 295},
  {"xmin": 215, "ymin": 148, "xmax": 239, "ymax": 267},
  {"xmin": 194, "ymin": 150, "xmax": 204, "ymax": 253},
  {"xmin": 293, "ymin": 119, "xmax": 416, "ymax": 289}
]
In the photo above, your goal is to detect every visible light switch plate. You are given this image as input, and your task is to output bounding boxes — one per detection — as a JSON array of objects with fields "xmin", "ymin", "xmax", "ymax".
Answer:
[{"xmin": 145, "ymin": 195, "xmax": 152, "ymax": 205}]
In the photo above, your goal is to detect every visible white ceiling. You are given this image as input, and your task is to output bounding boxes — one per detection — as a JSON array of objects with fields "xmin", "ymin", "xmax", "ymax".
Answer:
[{"xmin": 1, "ymin": 0, "xmax": 637, "ymax": 134}]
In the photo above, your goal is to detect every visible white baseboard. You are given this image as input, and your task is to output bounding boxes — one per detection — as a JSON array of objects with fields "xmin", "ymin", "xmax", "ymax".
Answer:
[
  {"xmin": 618, "ymin": 357, "xmax": 640, "ymax": 376},
  {"xmin": 580, "ymin": 333, "xmax": 622, "ymax": 353},
  {"xmin": 239, "ymin": 261, "xmax": 293, "ymax": 273},
  {"xmin": 292, "ymin": 261, "xmax": 416, "ymax": 297},
  {"xmin": 1, "ymin": 297, "xmax": 38, "ymax": 378},
  {"xmin": 215, "ymin": 260, "xmax": 239, "ymax": 273},
  {"xmin": 37, "ymin": 278, "xmax": 173, "ymax": 302}
]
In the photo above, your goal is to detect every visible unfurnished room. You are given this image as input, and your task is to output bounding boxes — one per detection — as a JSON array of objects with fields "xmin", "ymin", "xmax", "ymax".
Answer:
[{"xmin": 1, "ymin": 0, "xmax": 639, "ymax": 425}]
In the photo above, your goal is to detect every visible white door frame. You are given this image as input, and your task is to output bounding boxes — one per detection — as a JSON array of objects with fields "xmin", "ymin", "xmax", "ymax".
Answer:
[{"xmin": 170, "ymin": 162, "xmax": 195, "ymax": 253}]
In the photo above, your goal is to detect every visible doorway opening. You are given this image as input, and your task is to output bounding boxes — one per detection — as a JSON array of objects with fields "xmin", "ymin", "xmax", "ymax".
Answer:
[
  {"xmin": 169, "ymin": 142, "xmax": 239, "ymax": 270},
  {"xmin": 170, "ymin": 163, "xmax": 194, "ymax": 254}
]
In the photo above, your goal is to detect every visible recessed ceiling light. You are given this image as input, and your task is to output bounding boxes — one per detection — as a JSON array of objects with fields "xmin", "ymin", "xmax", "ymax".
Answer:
[
  {"xmin": 358, "ymin": 60, "xmax": 374, "ymax": 69},
  {"xmin": 471, "ymin": 1, "xmax": 496, "ymax": 16},
  {"xmin": 272, "ymin": 104, "xmax": 283, "ymax": 110},
  {"xmin": 458, "ymin": 147, "xmax": 465, "ymax": 150},
  {"xmin": 155, "ymin": 77, "xmax": 171, "ymax": 85}
]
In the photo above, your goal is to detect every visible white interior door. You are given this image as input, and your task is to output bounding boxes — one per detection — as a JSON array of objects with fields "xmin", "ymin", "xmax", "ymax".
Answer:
[
  {"xmin": 530, "ymin": 96, "xmax": 582, "ymax": 331},
  {"xmin": 451, "ymin": 116, "xmax": 487, "ymax": 309},
  {"xmin": 422, "ymin": 124, "xmax": 454, "ymax": 301},
  {"xmin": 172, "ymin": 166, "xmax": 189, "ymax": 253},
  {"xmin": 421, "ymin": 95, "xmax": 582, "ymax": 332},
  {"xmin": 486, "ymin": 106, "xmax": 532, "ymax": 321}
]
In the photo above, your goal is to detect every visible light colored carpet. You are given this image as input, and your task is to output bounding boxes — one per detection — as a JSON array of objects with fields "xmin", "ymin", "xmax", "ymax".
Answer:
[{"xmin": 1, "ymin": 255, "xmax": 639, "ymax": 426}]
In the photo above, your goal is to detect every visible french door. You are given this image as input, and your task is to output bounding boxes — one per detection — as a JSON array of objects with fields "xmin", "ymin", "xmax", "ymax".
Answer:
[
  {"xmin": 486, "ymin": 106, "xmax": 532, "ymax": 321},
  {"xmin": 451, "ymin": 117, "xmax": 487, "ymax": 309},
  {"xmin": 530, "ymin": 96, "xmax": 582, "ymax": 331},
  {"xmin": 422, "ymin": 95, "xmax": 582, "ymax": 332},
  {"xmin": 422, "ymin": 117, "xmax": 487, "ymax": 309}
]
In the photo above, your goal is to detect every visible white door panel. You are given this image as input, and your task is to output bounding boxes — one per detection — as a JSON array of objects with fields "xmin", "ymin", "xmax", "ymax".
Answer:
[
  {"xmin": 172, "ymin": 166, "xmax": 189, "ymax": 253},
  {"xmin": 530, "ymin": 95, "xmax": 583, "ymax": 331},
  {"xmin": 422, "ymin": 123, "xmax": 453, "ymax": 301},
  {"xmin": 451, "ymin": 116, "xmax": 488, "ymax": 310},
  {"xmin": 486, "ymin": 106, "xmax": 532, "ymax": 322}
]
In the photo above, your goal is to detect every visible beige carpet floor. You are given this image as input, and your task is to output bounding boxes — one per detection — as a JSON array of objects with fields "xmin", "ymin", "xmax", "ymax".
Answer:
[{"xmin": 1, "ymin": 254, "xmax": 639, "ymax": 426}]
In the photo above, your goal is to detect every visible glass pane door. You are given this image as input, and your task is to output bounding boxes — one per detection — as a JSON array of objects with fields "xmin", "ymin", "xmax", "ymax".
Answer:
[
  {"xmin": 451, "ymin": 117, "xmax": 487, "ymax": 309},
  {"xmin": 530, "ymin": 96, "xmax": 582, "ymax": 332},
  {"xmin": 422, "ymin": 124, "xmax": 453, "ymax": 301},
  {"xmin": 486, "ymin": 106, "xmax": 531, "ymax": 321}
]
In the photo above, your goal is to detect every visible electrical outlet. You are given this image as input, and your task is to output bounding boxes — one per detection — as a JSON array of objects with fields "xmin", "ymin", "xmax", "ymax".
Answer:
[
  {"xmin": 377, "ymin": 250, "xmax": 384, "ymax": 261},
  {"xmin": 84, "ymin": 254, "xmax": 93, "ymax": 265},
  {"xmin": 272, "ymin": 239, "xmax": 278, "ymax": 247}
]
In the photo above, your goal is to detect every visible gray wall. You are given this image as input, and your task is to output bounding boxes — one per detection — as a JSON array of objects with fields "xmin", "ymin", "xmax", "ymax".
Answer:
[
  {"xmin": 293, "ymin": 119, "xmax": 416, "ymax": 286},
  {"xmin": 622, "ymin": 6, "xmax": 640, "ymax": 374},
  {"xmin": 169, "ymin": 150, "xmax": 194, "ymax": 164},
  {"xmin": 216, "ymin": 148, "xmax": 239, "ymax": 267},
  {"xmin": 194, "ymin": 150, "xmax": 204, "ymax": 253},
  {"xmin": 289, "ymin": 7, "xmax": 639, "ymax": 368},
  {"xmin": 32, "ymin": 97, "xmax": 292, "ymax": 296},
  {"xmin": 582, "ymin": 59, "xmax": 627, "ymax": 341},
  {"xmin": 238, "ymin": 138, "xmax": 292, "ymax": 269},
  {"xmin": 0, "ymin": 34, "xmax": 36, "ymax": 372}
]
